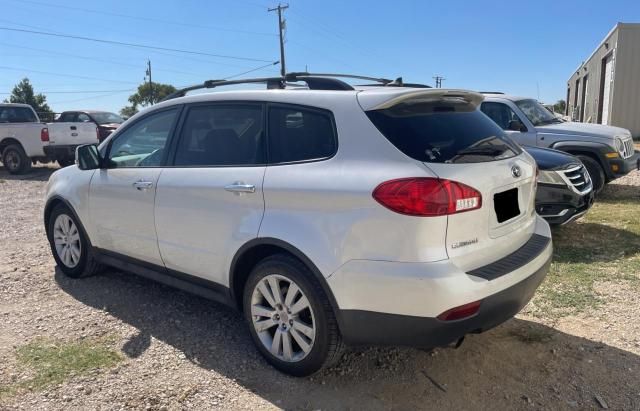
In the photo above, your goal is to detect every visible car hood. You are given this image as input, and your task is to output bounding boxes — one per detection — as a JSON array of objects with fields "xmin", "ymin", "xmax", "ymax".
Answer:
[
  {"xmin": 523, "ymin": 145, "xmax": 581, "ymax": 171},
  {"xmin": 537, "ymin": 122, "xmax": 630, "ymax": 139}
]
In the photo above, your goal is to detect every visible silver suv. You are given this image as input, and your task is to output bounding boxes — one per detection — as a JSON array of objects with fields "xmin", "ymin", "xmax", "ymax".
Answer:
[{"xmin": 44, "ymin": 74, "xmax": 552, "ymax": 376}]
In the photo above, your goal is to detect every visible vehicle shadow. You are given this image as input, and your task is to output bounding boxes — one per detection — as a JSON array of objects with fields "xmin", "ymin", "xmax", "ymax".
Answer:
[
  {"xmin": 0, "ymin": 164, "xmax": 58, "ymax": 181},
  {"xmin": 55, "ymin": 267, "xmax": 640, "ymax": 410},
  {"xmin": 551, "ymin": 222, "xmax": 640, "ymax": 264}
]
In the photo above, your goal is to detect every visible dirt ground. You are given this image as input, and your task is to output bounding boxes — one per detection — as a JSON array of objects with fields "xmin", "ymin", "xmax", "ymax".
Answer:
[{"xmin": 1, "ymin": 164, "xmax": 639, "ymax": 410}]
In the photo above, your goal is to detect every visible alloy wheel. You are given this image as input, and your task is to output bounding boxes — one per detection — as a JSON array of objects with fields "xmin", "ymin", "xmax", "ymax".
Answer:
[
  {"xmin": 250, "ymin": 274, "xmax": 316, "ymax": 362},
  {"xmin": 53, "ymin": 214, "xmax": 82, "ymax": 268}
]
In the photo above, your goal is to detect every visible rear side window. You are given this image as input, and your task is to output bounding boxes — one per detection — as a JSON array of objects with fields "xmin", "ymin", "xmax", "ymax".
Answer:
[
  {"xmin": 0, "ymin": 106, "xmax": 37, "ymax": 123},
  {"xmin": 268, "ymin": 106, "xmax": 336, "ymax": 163},
  {"xmin": 366, "ymin": 102, "xmax": 521, "ymax": 164},
  {"xmin": 59, "ymin": 112, "xmax": 76, "ymax": 122},
  {"xmin": 174, "ymin": 104, "xmax": 264, "ymax": 167}
]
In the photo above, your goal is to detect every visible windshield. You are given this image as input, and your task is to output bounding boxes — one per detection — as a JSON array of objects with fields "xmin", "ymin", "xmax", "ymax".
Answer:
[
  {"xmin": 515, "ymin": 99, "xmax": 560, "ymax": 126},
  {"xmin": 91, "ymin": 112, "xmax": 124, "ymax": 124},
  {"xmin": 366, "ymin": 102, "xmax": 521, "ymax": 164}
]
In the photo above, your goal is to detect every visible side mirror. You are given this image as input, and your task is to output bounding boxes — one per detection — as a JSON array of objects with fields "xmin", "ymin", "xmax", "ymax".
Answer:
[
  {"xmin": 508, "ymin": 120, "xmax": 527, "ymax": 132},
  {"xmin": 76, "ymin": 144, "xmax": 102, "ymax": 170}
]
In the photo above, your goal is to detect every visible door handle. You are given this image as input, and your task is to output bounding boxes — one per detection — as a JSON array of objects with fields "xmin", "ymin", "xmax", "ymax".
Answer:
[
  {"xmin": 224, "ymin": 183, "xmax": 255, "ymax": 193},
  {"xmin": 132, "ymin": 180, "xmax": 153, "ymax": 190},
  {"xmin": 70, "ymin": 126, "xmax": 77, "ymax": 130}
]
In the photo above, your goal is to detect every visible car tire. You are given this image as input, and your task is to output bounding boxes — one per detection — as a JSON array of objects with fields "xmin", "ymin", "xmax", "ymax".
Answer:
[
  {"xmin": 58, "ymin": 158, "xmax": 75, "ymax": 168},
  {"xmin": 2, "ymin": 144, "xmax": 31, "ymax": 175},
  {"xmin": 577, "ymin": 155, "xmax": 605, "ymax": 194},
  {"xmin": 46, "ymin": 203, "xmax": 102, "ymax": 278},
  {"xmin": 243, "ymin": 254, "xmax": 344, "ymax": 377}
]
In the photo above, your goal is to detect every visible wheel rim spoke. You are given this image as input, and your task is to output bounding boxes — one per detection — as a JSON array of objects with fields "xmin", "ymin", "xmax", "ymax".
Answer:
[
  {"xmin": 257, "ymin": 281, "xmax": 276, "ymax": 308},
  {"xmin": 292, "ymin": 320, "xmax": 315, "ymax": 340},
  {"xmin": 290, "ymin": 295, "xmax": 310, "ymax": 315},
  {"xmin": 271, "ymin": 328, "xmax": 283, "ymax": 356},
  {"xmin": 281, "ymin": 331, "xmax": 293, "ymax": 361},
  {"xmin": 267, "ymin": 277, "xmax": 283, "ymax": 305},
  {"xmin": 254, "ymin": 318, "xmax": 277, "ymax": 332},
  {"xmin": 284, "ymin": 282, "xmax": 300, "ymax": 307},
  {"xmin": 251, "ymin": 304, "xmax": 275, "ymax": 318},
  {"xmin": 290, "ymin": 326, "xmax": 312, "ymax": 354}
]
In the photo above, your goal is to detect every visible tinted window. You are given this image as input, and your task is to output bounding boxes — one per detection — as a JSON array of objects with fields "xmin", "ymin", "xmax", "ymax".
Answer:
[
  {"xmin": 366, "ymin": 102, "xmax": 521, "ymax": 164},
  {"xmin": 59, "ymin": 112, "xmax": 76, "ymax": 122},
  {"xmin": 0, "ymin": 106, "xmax": 37, "ymax": 123},
  {"xmin": 268, "ymin": 106, "xmax": 336, "ymax": 163},
  {"xmin": 480, "ymin": 102, "xmax": 522, "ymax": 130},
  {"xmin": 77, "ymin": 113, "xmax": 92, "ymax": 122},
  {"xmin": 91, "ymin": 112, "xmax": 124, "ymax": 124},
  {"xmin": 108, "ymin": 108, "xmax": 178, "ymax": 168},
  {"xmin": 174, "ymin": 105, "xmax": 264, "ymax": 166}
]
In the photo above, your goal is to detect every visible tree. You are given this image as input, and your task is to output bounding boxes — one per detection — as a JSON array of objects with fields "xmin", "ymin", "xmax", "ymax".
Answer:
[
  {"xmin": 4, "ymin": 78, "xmax": 54, "ymax": 120},
  {"xmin": 120, "ymin": 82, "xmax": 177, "ymax": 118},
  {"xmin": 553, "ymin": 99, "xmax": 566, "ymax": 114}
]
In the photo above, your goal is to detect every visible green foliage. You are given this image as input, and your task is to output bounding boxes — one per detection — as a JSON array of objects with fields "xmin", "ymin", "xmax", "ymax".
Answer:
[
  {"xmin": 4, "ymin": 78, "xmax": 53, "ymax": 119},
  {"xmin": 120, "ymin": 82, "xmax": 177, "ymax": 118},
  {"xmin": 553, "ymin": 99, "xmax": 566, "ymax": 114}
]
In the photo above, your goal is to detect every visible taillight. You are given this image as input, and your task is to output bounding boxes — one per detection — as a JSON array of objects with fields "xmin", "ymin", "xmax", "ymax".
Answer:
[
  {"xmin": 372, "ymin": 177, "xmax": 482, "ymax": 216},
  {"xmin": 437, "ymin": 300, "xmax": 482, "ymax": 321},
  {"xmin": 40, "ymin": 127, "xmax": 49, "ymax": 142}
]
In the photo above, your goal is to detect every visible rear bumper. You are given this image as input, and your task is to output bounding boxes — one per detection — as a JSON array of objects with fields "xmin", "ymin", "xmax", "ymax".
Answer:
[
  {"xmin": 329, "ymin": 215, "xmax": 552, "ymax": 348},
  {"xmin": 608, "ymin": 150, "xmax": 640, "ymax": 178},
  {"xmin": 43, "ymin": 145, "xmax": 78, "ymax": 160}
]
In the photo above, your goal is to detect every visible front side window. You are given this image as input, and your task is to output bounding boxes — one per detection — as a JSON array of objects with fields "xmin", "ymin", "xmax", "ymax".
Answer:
[
  {"xmin": 174, "ymin": 104, "xmax": 264, "ymax": 166},
  {"xmin": 480, "ymin": 102, "xmax": 523, "ymax": 130},
  {"xmin": 367, "ymin": 101, "xmax": 521, "ymax": 164},
  {"xmin": 59, "ymin": 112, "xmax": 76, "ymax": 122},
  {"xmin": 108, "ymin": 108, "xmax": 178, "ymax": 168},
  {"xmin": 77, "ymin": 113, "xmax": 92, "ymax": 122},
  {"xmin": 92, "ymin": 112, "xmax": 124, "ymax": 125},
  {"xmin": 268, "ymin": 106, "xmax": 336, "ymax": 163},
  {"xmin": 0, "ymin": 107, "xmax": 37, "ymax": 123},
  {"xmin": 514, "ymin": 99, "xmax": 561, "ymax": 126}
]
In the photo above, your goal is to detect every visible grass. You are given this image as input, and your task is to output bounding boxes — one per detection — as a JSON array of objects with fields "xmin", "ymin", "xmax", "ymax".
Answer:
[
  {"xmin": 527, "ymin": 182, "xmax": 640, "ymax": 317},
  {"xmin": 0, "ymin": 337, "xmax": 122, "ymax": 399}
]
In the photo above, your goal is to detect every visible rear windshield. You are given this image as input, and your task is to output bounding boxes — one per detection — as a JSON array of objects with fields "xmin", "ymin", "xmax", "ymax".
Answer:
[
  {"xmin": 0, "ymin": 106, "xmax": 37, "ymax": 123},
  {"xmin": 366, "ymin": 102, "xmax": 521, "ymax": 163}
]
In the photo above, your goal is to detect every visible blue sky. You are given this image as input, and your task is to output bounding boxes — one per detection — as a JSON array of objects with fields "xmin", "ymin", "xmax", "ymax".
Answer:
[{"xmin": 1, "ymin": 0, "xmax": 638, "ymax": 114}]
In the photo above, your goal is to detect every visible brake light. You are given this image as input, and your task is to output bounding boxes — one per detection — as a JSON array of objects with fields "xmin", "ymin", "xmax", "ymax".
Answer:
[
  {"xmin": 372, "ymin": 178, "xmax": 482, "ymax": 216},
  {"xmin": 437, "ymin": 300, "xmax": 482, "ymax": 321},
  {"xmin": 40, "ymin": 127, "xmax": 49, "ymax": 142}
]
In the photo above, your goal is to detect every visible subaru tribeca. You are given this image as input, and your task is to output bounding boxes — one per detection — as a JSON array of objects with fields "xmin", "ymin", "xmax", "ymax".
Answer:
[{"xmin": 44, "ymin": 74, "xmax": 552, "ymax": 376}]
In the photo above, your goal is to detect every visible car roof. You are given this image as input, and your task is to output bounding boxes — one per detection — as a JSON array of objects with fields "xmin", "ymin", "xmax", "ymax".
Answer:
[
  {"xmin": 152, "ymin": 87, "xmax": 483, "ymax": 112},
  {"xmin": 0, "ymin": 103, "xmax": 32, "ymax": 108},
  {"xmin": 482, "ymin": 94, "xmax": 534, "ymax": 102}
]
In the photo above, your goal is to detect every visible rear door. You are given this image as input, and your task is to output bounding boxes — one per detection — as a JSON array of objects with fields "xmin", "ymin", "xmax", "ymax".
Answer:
[
  {"xmin": 89, "ymin": 107, "xmax": 181, "ymax": 265},
  {"xmin": 154, "ymin": 102, "xmax": 266, "ymax": 285},
  {"xmin": 363, "ymin": 91, "xmax": 537, "ymax": 271}
]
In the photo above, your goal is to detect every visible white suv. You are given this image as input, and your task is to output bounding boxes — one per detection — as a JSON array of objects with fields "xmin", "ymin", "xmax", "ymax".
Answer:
[{"xmin": 44, "ymin": 74, "xmax": 552, "ymax": 376}]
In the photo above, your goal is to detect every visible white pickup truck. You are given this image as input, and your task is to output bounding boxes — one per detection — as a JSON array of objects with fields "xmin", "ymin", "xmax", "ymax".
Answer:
[{"xmin": 0, "ymin": 103, "xmax": 99, "ymax": 174}]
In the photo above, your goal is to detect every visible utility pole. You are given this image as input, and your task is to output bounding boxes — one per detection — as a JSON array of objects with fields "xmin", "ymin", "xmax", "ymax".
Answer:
[
  {"xmin": 268, "ymin": 3, "xmax": 289, "ymax": 77},
  {"xmin": 433, "ymin": 75, "xmax": 445, "ymax": 88},
  {"xmin": 145, "ymin": 59, "xmax": 153, "ymax": 105}
]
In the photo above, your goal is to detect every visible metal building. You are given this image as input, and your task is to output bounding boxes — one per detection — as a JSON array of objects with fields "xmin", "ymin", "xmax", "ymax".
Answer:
[{"xmin": 566, "ymin": 23, "xmax": 640, "ymax": 137}]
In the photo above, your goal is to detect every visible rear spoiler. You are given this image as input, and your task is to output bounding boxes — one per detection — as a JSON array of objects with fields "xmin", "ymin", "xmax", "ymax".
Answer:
[{"xmin": 361, "ymin": 89, "xmax": 484, "ymax": 111}]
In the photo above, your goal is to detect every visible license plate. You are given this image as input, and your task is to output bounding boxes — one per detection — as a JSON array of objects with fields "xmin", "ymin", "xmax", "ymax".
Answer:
[{"xmin": 494, "ymin": 188, "xmax": 520, "ymax": 223}]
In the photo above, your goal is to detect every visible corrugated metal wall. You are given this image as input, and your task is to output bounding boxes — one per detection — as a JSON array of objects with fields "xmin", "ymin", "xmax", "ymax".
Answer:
[
  {"xmin": 566, "ymin": 23, "xmax": 640, "ymax": 137},
  {"xmin": 611, "ymin": 24, "xmax": 640, "ymax": 137}
]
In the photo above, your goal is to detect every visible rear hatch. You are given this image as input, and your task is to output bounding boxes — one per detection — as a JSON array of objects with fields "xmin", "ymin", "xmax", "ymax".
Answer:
[{"xmin": 361, "ymin": 89, "xmax": 537, "ymax": 271}]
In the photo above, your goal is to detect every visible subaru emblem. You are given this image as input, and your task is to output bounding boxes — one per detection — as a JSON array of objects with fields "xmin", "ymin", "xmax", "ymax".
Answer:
[{"xmin": 511, "ymin": 165, "xmax": 522, "ymax": 178}]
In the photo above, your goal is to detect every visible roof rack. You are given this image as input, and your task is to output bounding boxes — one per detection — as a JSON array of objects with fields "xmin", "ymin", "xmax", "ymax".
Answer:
[
  {"xmin": 161, "ymin": 72, "xmax": 409, "ymax": 101},
  {"xmin": 479, "ymin": 91, "xmax": 504, "ymax": 94}
]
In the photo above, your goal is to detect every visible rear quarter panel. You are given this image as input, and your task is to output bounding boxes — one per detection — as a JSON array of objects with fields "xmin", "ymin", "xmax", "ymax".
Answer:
[{"xmin": 0, "ymin": 123, "xmax": 46, "ymax": 157}]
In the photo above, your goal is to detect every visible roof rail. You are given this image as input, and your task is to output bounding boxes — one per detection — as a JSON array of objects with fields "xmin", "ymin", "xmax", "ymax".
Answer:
[
  {"xmin": 479, "ymin": 91, "xmax": 504, "ymax": 94},
  {"xmin": 161, "ymin": 72, "xmax": 407, "ymax": 101}
]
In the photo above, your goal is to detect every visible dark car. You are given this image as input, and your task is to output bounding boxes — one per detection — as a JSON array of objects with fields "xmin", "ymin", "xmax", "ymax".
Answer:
[
  {"xmin": 57, "ymin": 110, "xmax": 124, "ymax": 142},
  {"xmin": 525, "ymin": 146, "xmax": 595, "ymax": 225}
]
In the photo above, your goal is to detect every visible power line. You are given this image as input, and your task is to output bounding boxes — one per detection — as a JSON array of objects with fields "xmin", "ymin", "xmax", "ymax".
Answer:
[
  {"xmin": 7, "ymin": 0, "xmax": 278, "ymax": 37},
  {"xmin": 223, "ymin": 61, "xmax": 280, "ymax": 79},
  {"xmin": 0, "ymin": 89, "xmax": 133, "ymax": 95},
  {"xmin": 0, "ymin": 66, "xmax": 139, "ymax": 84},
  {"xmin": 0, "ymin": 27, "xmax": 274, "ymax": 63}
]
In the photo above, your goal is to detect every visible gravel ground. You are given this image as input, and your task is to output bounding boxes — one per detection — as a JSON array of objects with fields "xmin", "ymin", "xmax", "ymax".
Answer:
[{"xmin": 1, "ymin": 164, "xmax": 640, "ymax": 410}]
